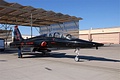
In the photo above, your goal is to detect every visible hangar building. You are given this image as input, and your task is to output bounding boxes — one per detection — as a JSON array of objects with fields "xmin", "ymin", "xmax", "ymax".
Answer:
[{"xmin": 79, "ymin": 27, "xmax": 120, "ymax": 44}]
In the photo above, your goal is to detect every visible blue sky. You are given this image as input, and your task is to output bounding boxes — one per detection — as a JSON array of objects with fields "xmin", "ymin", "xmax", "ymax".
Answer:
[{"xmin": 6, "ymin": 0, "xmax": 120, "ymax": 35}]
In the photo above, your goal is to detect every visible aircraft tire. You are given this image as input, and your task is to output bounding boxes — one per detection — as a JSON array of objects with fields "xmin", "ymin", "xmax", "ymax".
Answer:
[{"xmin": 74, "ymin": 56, "xmax": 79, "ymax": 62}]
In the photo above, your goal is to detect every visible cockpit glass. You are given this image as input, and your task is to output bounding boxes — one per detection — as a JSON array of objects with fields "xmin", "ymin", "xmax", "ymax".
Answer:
[
  {"xmin": 54, "ymin": 32, "xmax": 60, "ymax": 38},
  {"xmin": 47, "ymin": 32, "xmax": 76, "ymax": 39}
]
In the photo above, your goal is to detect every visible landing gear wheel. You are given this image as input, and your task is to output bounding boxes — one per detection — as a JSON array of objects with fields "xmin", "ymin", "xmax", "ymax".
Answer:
[
  {"xmin": 74, "ymin": 48, "xmax": 80, "ymax": 62},
  {"xmin": 75, "ymin": 56, "xmax": 79, "ymax": 62}
]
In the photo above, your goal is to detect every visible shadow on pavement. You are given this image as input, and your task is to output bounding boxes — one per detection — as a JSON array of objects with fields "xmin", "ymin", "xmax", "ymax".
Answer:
[
  {"xmin": 22, "ymin": 52, "xmax": 120, "ymax": 62},
  {"xmin": 0, "ymin": 49, "xmax": 17, "ymax": 54}
]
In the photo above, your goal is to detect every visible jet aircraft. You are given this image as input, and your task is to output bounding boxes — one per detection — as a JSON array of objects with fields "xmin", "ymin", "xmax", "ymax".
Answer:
[{"xmin": 10, "ymin": 26, "xmax": 104, "ymax": 61}]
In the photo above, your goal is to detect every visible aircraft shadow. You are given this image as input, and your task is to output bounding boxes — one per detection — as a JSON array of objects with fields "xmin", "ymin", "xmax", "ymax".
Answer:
[
  {"xmin": 22, "ymin": 52, "xmax": 120, "ymax": 62},
  {"xmin": 0, "ymin": 50, "xmax": 17, "ymax": 54},
  {"xmin": 79, "ymin": 55, "xmax": 120, "ymax": 62}
]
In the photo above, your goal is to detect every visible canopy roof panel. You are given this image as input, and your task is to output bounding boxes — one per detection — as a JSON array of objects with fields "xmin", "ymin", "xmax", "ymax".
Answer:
[{"xmin": 0, "ymin": 0, "xmax": 82, "ymax": 27}]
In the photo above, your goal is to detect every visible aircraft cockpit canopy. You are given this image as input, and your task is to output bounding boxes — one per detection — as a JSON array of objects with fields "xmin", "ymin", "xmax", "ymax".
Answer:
[{"xmin": 46, "ymin": 32, "xmax": 76, "ymax": 39}]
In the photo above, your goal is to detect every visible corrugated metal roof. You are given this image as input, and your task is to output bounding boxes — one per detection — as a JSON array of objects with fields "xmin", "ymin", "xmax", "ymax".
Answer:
[{"xmin": 0, "ymin": 0, "xmax": 82, "ymax": 27}]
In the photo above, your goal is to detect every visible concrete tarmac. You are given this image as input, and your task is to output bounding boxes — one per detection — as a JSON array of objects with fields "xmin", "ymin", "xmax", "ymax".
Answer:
[{"xmin": 0, "ymin": 44, "xmax": 120, "ymax": 80}]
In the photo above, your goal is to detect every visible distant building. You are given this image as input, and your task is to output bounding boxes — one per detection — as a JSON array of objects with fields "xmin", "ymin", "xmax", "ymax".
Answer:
[{"xmin": 79, "ymin": 27, "xmax": 120, "ymax": 44}]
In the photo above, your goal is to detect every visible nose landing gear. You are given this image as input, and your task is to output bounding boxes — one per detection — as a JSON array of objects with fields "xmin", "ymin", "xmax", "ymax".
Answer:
[{"xmin": 74, "ymin": 48, "xmax": 80, "ymax": 62}]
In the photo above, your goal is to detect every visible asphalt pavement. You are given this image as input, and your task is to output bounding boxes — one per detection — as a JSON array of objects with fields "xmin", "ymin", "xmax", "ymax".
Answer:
[{"xmin": 0, "ymin": 44, "xmax": 120, "ymax": 80}]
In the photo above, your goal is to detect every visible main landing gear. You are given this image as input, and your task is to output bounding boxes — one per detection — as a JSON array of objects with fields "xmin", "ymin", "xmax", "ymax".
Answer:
[
  {"xmin": 74, "ymin": 48, "xmax": 80, "ymax": 62},
  {"xmin": 32, "ymin": 48, "xmax": 51, "ymax": 55}
]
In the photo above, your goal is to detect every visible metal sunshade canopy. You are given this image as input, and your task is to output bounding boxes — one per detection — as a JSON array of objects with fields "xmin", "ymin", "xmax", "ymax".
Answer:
[{"xmin": 0, "ymin": 0, "xmax": 82, "ymax": 27}]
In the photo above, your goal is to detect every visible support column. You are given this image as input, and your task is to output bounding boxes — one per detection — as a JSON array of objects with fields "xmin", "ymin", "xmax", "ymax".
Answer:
[
  {"xmin": 58, "ymin": 23, "xmax": 63, "ymax": 31},
  {"xmin": 31, "ymin": 13, "xmax": 33, "ymax": 38},
  {"xmin": 5, "ymin": 24, "xmax": 7, "ymax": 47}
]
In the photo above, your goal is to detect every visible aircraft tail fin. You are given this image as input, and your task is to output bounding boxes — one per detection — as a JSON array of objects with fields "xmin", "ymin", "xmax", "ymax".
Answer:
[{"xmin": 13, "ymin": 25, "xmax": 24, "ymax": 42}]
